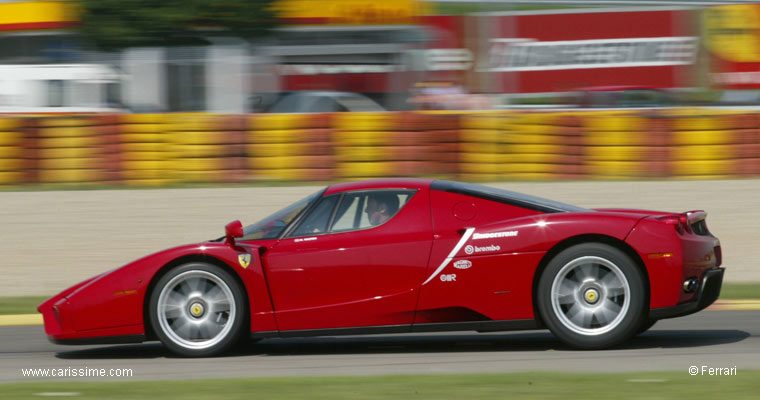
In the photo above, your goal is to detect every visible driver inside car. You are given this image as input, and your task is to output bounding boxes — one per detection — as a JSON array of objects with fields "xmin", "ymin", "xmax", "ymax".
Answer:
[{"xmin": 365, "ymin": 193, "xmax": 399, "ymax": 226}]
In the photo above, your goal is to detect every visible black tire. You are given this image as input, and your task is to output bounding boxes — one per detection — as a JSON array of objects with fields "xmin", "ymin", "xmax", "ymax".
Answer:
[
  {"xmin": 149, "ymin": 262, "xmax": 247, "ymax": 357},
  {"xmin": 537, "ymin": 243, "xmax": 647, "ymax": 349},
  {"xmin": 637, "ymin": 319, "xmax": 657, "ymax": 335}
]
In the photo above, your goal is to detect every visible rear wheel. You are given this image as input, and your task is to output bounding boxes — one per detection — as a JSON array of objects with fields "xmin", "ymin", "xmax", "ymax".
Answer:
[
  {"xmin": 537, "ymin": 243, "xmax": 646, "ymax": 349},
  {"xmin": 149, "ymin": 262, "xmax": 247, "ymax": 357}
]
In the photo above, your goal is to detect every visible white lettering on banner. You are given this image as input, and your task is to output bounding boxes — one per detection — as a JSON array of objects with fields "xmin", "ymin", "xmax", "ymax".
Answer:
[
  {"xmin": 472, "ymin": 231, "xmax": 518, "ymax": 240},
  {"xmin": 425, "ymin": 49, "xmax": 473, "ymax": 71},
  {"xmin": 486, "ymin": 37, "xmax": 699, "ymax": 72},
  {"xmin": 279, "ymin": 64, "xmax": 400, "ymax": 75},
  {"xmin": 712, "ymin": 71, "xmax": 760, "ymax": 85}
]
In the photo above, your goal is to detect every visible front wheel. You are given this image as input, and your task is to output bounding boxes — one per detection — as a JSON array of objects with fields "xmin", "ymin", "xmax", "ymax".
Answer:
[
  {"xmin": 637, "ymin": 319, "xmax": 657, "ymax": 335},
  {"xmin": 537, "ymin": 243, "xmax": 646, "ymax": 349},
  {"xmin": 149, "ymin": 262, "xmax": 247, "ymax": 357}
]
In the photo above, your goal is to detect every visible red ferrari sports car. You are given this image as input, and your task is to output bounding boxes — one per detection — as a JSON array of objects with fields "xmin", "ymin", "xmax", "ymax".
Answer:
[{"xmin": 39, "ymin": 179, "xmax": 724, "ymax": 357}]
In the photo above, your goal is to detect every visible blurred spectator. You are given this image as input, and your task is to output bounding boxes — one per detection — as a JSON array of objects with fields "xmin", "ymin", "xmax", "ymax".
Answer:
[{"xmin": 409, "ymin": 80, "xmax": 491, "ymax": 110}]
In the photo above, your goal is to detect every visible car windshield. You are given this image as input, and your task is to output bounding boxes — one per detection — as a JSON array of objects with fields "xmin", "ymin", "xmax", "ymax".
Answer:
[{"xmin": 241, "ymin": 189, "xmax": 323, "ymax": 240}]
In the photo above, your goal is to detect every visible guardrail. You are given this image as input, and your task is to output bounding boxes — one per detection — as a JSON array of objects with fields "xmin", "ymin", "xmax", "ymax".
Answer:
[{"xmin": 0, "ymin": 110, "xmax": 758, "ymax": 187}]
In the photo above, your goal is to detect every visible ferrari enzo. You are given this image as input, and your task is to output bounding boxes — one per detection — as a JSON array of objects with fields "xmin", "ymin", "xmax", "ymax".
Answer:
[{"xmin": 39, "ymin": 179, "xmax": 724, "ymax": 356}]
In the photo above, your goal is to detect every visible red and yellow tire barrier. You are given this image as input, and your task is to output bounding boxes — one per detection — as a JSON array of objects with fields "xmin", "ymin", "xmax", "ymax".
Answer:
[
  {"xmin": 0, "ymin": 117, "xmax": 25, "ymax": 186},
  {"xmin": 505, "ymin": 113, "xmax": 587, "ymax": 180},
  {"xmin": 667, "ymin": 112, "xmax": 760, "ymax": 179},
  {"xmin": 1, "ymin": 109, "xmax": 760, "ymax": 187},
  {"xmin": 458, "ymin": 112, "xmax": 588, "ymax": 181},
  {"xmin": 582, "ymin": 113, "xmax": 672, "ymax": 179},
  {"xmin": 248, "ymin": 114, "xmax": 335, "ymax": 181},
  {"xmin": 34, "ymin": 116, "xmax": 107, "ymax": 185},
  {"xmin": 458, "ymin": 113, "xmax": 506, "ymax": 181},
  {"xmin": 118, "ymin": 114, "xmax": 172, "ymax": 186},
  {"xmin": 333, "ymin": 112, "xmax": 437, "ymax": 180},
  {"xmin": 416, "ymin": 112, "xmax": 461, "ymax": 176},
  {"xmin": 167, "ymin": 114, "xmax": 251, "ymax": 184}
]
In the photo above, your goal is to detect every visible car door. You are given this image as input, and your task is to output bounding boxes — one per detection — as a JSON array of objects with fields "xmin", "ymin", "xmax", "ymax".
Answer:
[
  {"xmin": 415, "ymin": 188, "xmax": 545, "ymax": 323},
  {"xmin": 264, "ymin": 188, "xmax": 433, "ymax": 331}
]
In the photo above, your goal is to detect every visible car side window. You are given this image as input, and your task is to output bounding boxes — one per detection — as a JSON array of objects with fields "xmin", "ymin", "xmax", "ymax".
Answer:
[
  {"xmin": 331, "ymin": 190, "xmax": 415, "ymax": 232},
  {"xmin": 289, "ymin": 195, "xmax": 339, "ymax": 237},
  {"xmin": 331, "ymin": 193, "xmax": 364, "ymax": 232}
]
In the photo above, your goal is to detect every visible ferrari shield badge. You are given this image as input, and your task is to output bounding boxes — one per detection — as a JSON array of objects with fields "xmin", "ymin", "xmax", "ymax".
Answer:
[{"xmin": 238, "ymin": 253, "xmax": 251, "ymax": 269}]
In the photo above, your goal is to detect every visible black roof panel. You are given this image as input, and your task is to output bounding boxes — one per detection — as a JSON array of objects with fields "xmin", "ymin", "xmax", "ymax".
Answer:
[{"xmin": 430, "ymin": 180, "xmax": 589, "ymax": 214}]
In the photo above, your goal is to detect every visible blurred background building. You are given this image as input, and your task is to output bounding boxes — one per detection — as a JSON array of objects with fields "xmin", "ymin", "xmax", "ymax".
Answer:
[
  {"xmin": 1, "ymin": 0, "xmax": 760, "ymax": 113},
  {"xmin": 2, "ymin": 1, "xmax": 760, "ymax": 187}
]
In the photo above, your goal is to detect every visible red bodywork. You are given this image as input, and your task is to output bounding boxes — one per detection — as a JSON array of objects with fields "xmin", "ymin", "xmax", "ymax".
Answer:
[{"xmin": 39, "ymin": 178, "xmax": 722, "ymax": 343}]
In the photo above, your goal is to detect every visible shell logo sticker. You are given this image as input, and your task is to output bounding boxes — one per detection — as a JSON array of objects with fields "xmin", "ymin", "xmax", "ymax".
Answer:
[
  {"xmin": 238, "ymin": 254, "xmax": 251, "ymax": 269},
  {"xmin": 453, "ymin": 260, "xmax": 472, "ymax": 270}
]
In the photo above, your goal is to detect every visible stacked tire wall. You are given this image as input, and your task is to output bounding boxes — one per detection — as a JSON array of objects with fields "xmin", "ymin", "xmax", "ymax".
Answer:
[
  {"xmin": 248, "ymin": 113, "xmax": 335, "ymax": 181},
  {"xmin": 333, "ymin": 112, "xmax": 446, "ymax": 180},
  {"xmin": 0, "ymin": 110, "xmax": 759, "ymax": 187},
  {"xmin": 0, "ymin": 117, "xmax": 25, "ymax": 187},
  {"xmin": 34, "ymin": 116, "xmax": 123, "ymax": 186},
  {"xmin": 119, "ymin": 114, "xmax": 172, "ymax": 186}
]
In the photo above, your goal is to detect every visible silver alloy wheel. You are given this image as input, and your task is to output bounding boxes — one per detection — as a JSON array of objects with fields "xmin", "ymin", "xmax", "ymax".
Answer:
[
  {"xmin": 156, "ymin": 270, "xmax": 236, "ymax": 350},
  {"xmin": 550, "ymin": 256, "xmax": 631, "ymax": 336}
]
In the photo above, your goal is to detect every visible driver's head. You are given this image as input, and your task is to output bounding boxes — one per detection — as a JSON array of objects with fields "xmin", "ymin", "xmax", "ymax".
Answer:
[{"xmin": 365, "ymin": 193, "xmax": 400, "ymax": 226}]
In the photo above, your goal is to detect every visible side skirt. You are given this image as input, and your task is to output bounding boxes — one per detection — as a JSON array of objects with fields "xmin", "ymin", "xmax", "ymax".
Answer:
[
  {"xmin": 49, "ymin": 334, "xmax": 146, "ymax": 346},
  {"xmin": 251, "ymin": 319, "xmax": 540, "ymax": 339}
]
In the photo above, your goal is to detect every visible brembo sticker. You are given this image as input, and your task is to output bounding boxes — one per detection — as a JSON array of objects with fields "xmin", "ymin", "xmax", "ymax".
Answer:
[
  {"xmin": 453, "ymin": 260, "xmax": 472, "ymax": 270},
  {"xmin": 472, "ymin": 231, "xmax": 518, "ymax": 239},
  {"xmin": 464, "ymin": 244, "xmax": 501, "ymax": 255}
]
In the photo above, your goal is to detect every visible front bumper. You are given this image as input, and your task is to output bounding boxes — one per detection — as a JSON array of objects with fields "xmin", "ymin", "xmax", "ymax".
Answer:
[{"xmin": 649, "ymin": 267, "xmax": 724, "ymax": 320}]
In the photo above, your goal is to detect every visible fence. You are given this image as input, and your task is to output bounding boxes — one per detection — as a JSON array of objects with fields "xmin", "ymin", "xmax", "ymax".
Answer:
[{"xmin": 0, "ymin": 110, "xmax": 759, "ymax": 187}]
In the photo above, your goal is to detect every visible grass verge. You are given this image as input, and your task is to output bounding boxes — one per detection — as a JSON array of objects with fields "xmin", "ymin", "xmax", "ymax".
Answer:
[
  {"xmin": 2, "ymin": 371, "xmax": 758, "ymax": 399},
  {"xmin": 720, "ymin": 282, "xmax": 760, "ymax": 299},
  {"xmin": 0, "ymin": 283, "xmax": 758, "ymax": 316},
  {"xmin": 0, "ymin": 296, "xmax": 48, "ymax": 315}
]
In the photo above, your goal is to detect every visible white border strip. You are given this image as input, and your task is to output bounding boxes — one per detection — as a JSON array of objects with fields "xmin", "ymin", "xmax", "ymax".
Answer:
[{"xmin": 423, "ymin": 227, "xmax": 476, "ymax": 285}]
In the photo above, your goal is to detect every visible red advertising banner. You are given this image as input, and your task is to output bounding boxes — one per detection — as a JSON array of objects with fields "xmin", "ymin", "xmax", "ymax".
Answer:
[{"xmin": 477, "ymin": 9, "xmax": 700, "ymax": 93}]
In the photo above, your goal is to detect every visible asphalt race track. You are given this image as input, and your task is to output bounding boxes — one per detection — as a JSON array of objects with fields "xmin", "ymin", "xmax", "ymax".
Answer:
[{"xmin": 2, "ymin": 310, "xmax": 757, "ymax": 382}]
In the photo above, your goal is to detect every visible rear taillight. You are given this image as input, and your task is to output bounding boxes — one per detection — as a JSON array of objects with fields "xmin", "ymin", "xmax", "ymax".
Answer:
[
  {"xmin": 658, "ymin": 214, "xmax": 687, "ymax": 234},
  {"xmin": 714, "ymin": 246, "xmax": 722, "ymax": 267}
]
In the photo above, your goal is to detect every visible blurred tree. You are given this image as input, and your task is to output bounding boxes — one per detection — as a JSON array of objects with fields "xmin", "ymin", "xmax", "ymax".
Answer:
[{"xmin": 76, "ymin": 0, "xmax": 277, "ymax": 51}]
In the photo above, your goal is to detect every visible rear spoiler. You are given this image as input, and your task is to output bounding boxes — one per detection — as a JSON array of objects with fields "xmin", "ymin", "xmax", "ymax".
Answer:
[
  {"xmin": 686, "ymin": 210, "xmax": 707, "ymax": 224},
  {"xmin": 657, "ymin": 210, "xmax": 707, "ymax": 235}
]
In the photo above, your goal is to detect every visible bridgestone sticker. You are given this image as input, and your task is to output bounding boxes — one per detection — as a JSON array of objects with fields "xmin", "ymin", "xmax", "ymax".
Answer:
[{"xmin": 472, "ymin": 231, "xmax": 518, "ymax": 239}]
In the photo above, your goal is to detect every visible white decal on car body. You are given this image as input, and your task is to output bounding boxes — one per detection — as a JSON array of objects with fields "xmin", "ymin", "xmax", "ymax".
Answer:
[
  {"xmin": 472, "ymin": 231, "xmax": 518, "ymax": 239},
  {"xmin": 422, "ymin": 227, "xmax": 475, "ymax": 285}
]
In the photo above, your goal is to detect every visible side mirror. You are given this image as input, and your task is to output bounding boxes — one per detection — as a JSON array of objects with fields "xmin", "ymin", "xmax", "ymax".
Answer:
[{"xmin": 225, "ymin": 220, "xmax": 244, "ymax": 245}]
